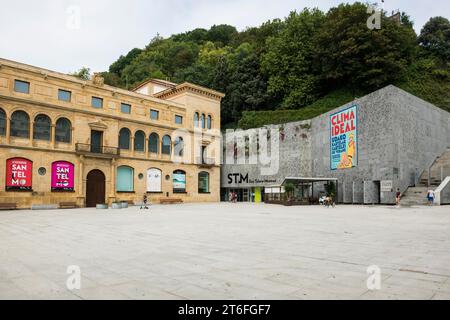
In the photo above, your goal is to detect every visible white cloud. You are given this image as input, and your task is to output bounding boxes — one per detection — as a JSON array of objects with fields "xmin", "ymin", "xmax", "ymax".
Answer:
[{"xmin": 0, "ymin": 0, "xmax": 447, "ymax": 73}]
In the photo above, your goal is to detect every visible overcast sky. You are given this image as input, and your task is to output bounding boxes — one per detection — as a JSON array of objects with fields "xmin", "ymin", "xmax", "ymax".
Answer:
[{"xmin": 0, "ymin": 0, "xmax": 448, "ymax": 73}]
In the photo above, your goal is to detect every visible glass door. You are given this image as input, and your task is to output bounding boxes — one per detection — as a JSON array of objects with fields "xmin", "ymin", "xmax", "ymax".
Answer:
[{"xmin": 243, "ymin": 189, "xmax": 249, "ymax": 202}]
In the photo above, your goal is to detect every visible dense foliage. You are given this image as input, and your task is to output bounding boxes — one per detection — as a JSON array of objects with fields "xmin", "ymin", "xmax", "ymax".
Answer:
[
  {"xmin": 100, "ymin": 2, "xmax": 449, "ymax": 129},
  {"xmin": 70, "ymin": 67, "xmax": 91, "ymax": 80}
]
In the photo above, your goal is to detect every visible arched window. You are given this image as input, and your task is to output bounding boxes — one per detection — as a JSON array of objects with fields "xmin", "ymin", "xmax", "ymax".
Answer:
[
  {"xmin": 117, "ymin": 166, "xmax": 134, "ymax": 192},
  {"xmin": 147, "ymin": 168, "xmax": 162, "ymax": 192},
  {"xmin": 162, "ymin": 135, "xmax": 171, "ymax": 155},
  {"xmin": 10, "ymin": 111, "xmax": 30, "ymax": 138},
  {"xmin": 173, "ymin": 170, "xmax": 186, "ymax": 193},
  {"xmin": 174, "ymin": 137, "xmax": 184, "ymax": 157},
  {"xmin": 194, "ymin": 112, "xmax": 199, "ymax": 127},
  {"xmin": 200, "ymin": 114, "xmax": 205, "ymax": 129},
  {"xmin": 198, "ymin": 171, "xmax": 210, "ymax": 193},
  {"xmin": 33, "ymin": 114, "xmax": 51, "ymax": 141},
  {"xmin": 0, "ymin": 108, "xmax": 6, "ymax": 136},
  {"xmin": 149, "ymin": 133, "xmax": 159, "ymax": 154},
  {"xmin": 207, "ymin": 115, "xmax": 212, "ymax": 129},
  {"xmin": 55, "ymin": 118, "xmax": 71, "ymax": 143},
  {"xmin": 119, "ymin": 128, "xmax": 131, "ymax": 150},
  {"xmin": 134, "ymin": 130, "xmax": 145, "ymax": 152}
]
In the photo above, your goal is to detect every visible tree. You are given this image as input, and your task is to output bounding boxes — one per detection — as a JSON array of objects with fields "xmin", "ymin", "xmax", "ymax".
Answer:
[
  {"xmin": 109, "ymin": 48, "xmax": 143, "ymax": 77},
  {"xmin": 315, "ymin": 2, "xmax": 417, "ymax": 92},
  {"xmin": 101, "ymin": 4, "xmax": 449, "ymax": 129},
  {"xmin": 171, "ymin": 28, "xmax": 208, "ymax": 43},
  {"xmin": 325, "ymin": 181, "xmax": 336, "ymax": 198},
  {"xmin": 70, "ymin": 67, "xmax": 91, "ymax": 80},
  {"xmin": 418, "ymin": 16, "xmax": 450, "ymax": 62},
  {"xmin": 262, "ymin": 9, "xmax": 325, "ymax": 109},
  {"xmin": 100, "ymin": 71, "xmax": 121, "ymax": 87},
  {"xmin": 207, "ymin": 24, "xmax": 238, "ymax": 46},
  {"xmin": 284, "ymin": 183, "xmax": 295, "ymax": 201},
  {"xmin": 232, "ymin": 19, "xmax": 284, "ymax": 53},
  {"xmin": 117, "ymin": 39, "xmax": 199, "ymax": 88},
  {"xmin": 221, "ymin": 43, "xmax": 272, "ymax": 124}
]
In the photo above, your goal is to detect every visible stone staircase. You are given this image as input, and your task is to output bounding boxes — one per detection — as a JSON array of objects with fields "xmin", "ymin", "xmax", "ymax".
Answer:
[
  {"xmin": 401, "ymin": 147, "xmax": 450, "ymax": 206},
  {"xmin": 418, "ymin": 147, "xmax": 450, "ymax": 187},
  {"xmin": 401, "ymin": 187, "xmax": 429, "ymax": 206}
]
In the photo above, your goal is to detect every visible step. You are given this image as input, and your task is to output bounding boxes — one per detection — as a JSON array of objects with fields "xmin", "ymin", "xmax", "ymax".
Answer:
[{"xmin": 31, "ymin": 204, "xmax": 59, "ymax": 210}]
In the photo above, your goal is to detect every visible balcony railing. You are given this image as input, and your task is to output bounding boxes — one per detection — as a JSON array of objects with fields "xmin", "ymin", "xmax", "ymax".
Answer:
[
  {"xmin": 195, "ymin": 157, "xmax": 216, "ymax": 167},
  {"xmin": 76, "ymin": 143, "xmax": 120, "ymax": 157}
]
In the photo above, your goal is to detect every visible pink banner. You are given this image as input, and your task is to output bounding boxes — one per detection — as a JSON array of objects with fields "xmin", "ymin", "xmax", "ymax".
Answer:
[{"xmin": 51, "ymin": 161, "xmax": 74, "ymax": 191}]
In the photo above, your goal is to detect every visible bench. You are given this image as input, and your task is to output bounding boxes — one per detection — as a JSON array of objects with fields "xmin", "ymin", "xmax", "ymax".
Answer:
[
  {"xmin": 0, "ymin": 203, "xmax": 17, "ymax": 210},
  {"xmin": 59, "ymin": 202, "xmax": 78, "ymax": 209},
  {"xmin": 160, "ymin": 198, "xmax": 183, "ymax": 205},
  {"xmin": 32, "ymin": 204, "xmax": 59, "ymax": 210},
  {"xmin": 117, "ymin": 200, "xmax": 134, "ymax": 204}
]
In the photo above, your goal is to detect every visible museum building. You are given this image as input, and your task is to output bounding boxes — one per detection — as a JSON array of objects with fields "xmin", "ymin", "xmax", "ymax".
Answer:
[
  {"xmin": 0, "ymin": 58, "xmax": 223, "ymax": 208},
  {"xmin": 221, "ymin": 85, "xmax": 450, "ymax": 205}
]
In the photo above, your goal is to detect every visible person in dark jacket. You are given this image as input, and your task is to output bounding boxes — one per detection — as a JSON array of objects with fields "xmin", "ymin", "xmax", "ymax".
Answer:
[{"xmin": 141, "ymin": 194, "xmax": 149, "ymax": 210}]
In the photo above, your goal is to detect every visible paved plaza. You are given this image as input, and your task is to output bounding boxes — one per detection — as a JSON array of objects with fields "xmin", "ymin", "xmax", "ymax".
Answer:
[{"xmin": 0, "ymin": 203, "xmax": 449, "ymax": 300}]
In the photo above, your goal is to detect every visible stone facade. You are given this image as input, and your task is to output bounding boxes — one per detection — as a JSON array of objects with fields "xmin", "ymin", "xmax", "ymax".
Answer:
[{"xmin": 0, "ymin": 58, "xmax": 223, "ymax": 208}]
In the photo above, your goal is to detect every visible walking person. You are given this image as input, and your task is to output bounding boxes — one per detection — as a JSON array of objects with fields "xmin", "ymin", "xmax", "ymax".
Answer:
[
  {"xmin": 324, "ymin": 195, "xmax": 335, "ymax": 208},
  {"xmin": 140, "ymin": 194, "xmax": 149, "ymax": 210},
  {"xmin": 427, "ymin": 189, "xmax": 435, "ymax": 206},
  {"xmin": 395, "ymin": 188, "xmax": 401, "ymax": 207}
]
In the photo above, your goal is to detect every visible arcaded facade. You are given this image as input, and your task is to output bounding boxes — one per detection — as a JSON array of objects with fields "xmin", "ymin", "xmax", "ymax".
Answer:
[{"xmin": 0, "ymin": 58, "xmax": 223, "ymax": 208}]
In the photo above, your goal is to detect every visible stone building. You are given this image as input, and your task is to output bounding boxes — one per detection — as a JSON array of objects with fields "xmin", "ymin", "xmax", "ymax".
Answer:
[
  {"xmin": 0, "ymin": 58, "xmax": 223, "ymax": 208},
  {"xmin": 221, "ymin": 85, "xmax": 450, "ymax": 204}
]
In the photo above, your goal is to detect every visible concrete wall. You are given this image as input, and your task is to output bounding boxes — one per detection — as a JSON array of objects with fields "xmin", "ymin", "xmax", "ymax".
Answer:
[
  {"xmin": 390, "ymin": 88, "xmax": 450, "ymax": 193},
  {"xmin": 337, "ymin": 181, "xmax": 344, "ymax": 203},
  {"xmin": 310, "ymin": 85, "xmax": 450, "ymax": 204},
  {"xmin": 221, "ymin": 85, "xmax": 450, "ymax": 205},
  {"xmin": 364, "ymin": 181, "xmax": 380, "ymax": 204},
  {"xmin": 352, "ymin": 181, "xmax": 364, "ymax": 204},
  {"xmin": 221, "ymin": 120, "xmax": 312, "ymax": 189},
  {"xmin": 342, "ymin": 181, "xmax": 353, "ymax": 204},
  {"xmin": 310, "ymin": 87, "xmax": 396, "ymax": 204},
  {"xmin": 435, "ymin": 177, "xmax": 450, "ymax": 205}
]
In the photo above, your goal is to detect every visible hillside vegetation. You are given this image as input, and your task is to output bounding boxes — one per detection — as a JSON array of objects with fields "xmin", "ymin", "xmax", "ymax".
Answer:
[{"xmin": 99, "ymin": 2, "xmax": 450, "ymax": 129}]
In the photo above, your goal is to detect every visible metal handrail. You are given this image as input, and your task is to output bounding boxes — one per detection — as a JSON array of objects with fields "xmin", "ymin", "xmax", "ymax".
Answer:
[{"xmin": 75, "ymin": 143, "xmax": 120, "ymax": 156}]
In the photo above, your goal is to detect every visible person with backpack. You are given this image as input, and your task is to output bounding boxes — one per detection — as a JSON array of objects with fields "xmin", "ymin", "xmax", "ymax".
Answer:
[
  {"xmin": 427, "ymin": 189, "xmax": 435, "ymax": 206},
  {"xmin": 140, "ymin": 194, "xmax": 149, "ymax": 210}
]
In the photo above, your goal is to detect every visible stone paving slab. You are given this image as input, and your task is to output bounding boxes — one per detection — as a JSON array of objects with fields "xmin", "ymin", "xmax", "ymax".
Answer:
[{"xmin": 0, "ymin": 203, "xmax": 449, "ymax": 300}]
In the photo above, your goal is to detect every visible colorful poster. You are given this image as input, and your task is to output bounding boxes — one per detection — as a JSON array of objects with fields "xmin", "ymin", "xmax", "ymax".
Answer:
[
  {"xmin": 330, "ymin": 105, "xmax": 358, "ymax": 170},
  {"xmin": 6, "ymin": 158, "xmax": 33, "ymax": 191},
  {"xmin": 51, "ymin": 161, "xmax": 75, "ymax": 191},
  {"xmin": 173, "ymin": 172, "xmax": 186, "ymax": 192}
]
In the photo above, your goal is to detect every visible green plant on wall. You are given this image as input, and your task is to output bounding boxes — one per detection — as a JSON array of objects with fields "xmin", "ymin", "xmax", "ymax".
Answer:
[
  {"xmin": 325, "ymin": 181, "xmax": 336, "ymax": 197},
  {"xmin": 284, "ymin": 182, "xmax": 295, "ymax": 200}
]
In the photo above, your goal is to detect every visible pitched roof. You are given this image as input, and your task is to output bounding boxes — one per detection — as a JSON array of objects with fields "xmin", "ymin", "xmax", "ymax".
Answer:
[
  {"xmin": 132, "ymin": 78, "xmax": 177, "ymax": 91},
  {"xmin": 154, "ymin": 82, "xmax": 225, "ymax": 101}
]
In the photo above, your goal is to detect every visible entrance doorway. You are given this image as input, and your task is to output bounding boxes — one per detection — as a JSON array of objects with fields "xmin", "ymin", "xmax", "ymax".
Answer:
[
  {"xmin": 90, "ymin": 130, "xmax": 103, "ymax": 153},
  {"xmin": 86, "ymin": 169, "xmax": 106, "ymax": 207},
  {"xmin": 374, "ymin": 180, "xmax": 381, "ymax": 204}
]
